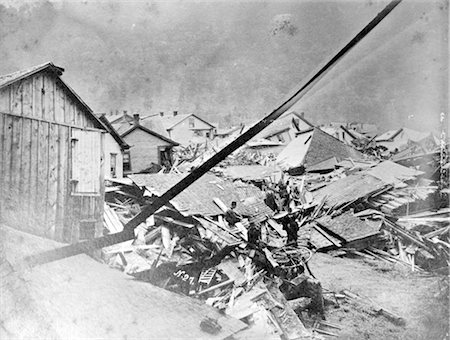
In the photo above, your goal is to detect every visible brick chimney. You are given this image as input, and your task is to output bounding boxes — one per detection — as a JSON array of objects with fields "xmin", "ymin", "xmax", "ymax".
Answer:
[
  {"xmin": 160, "ymin": 111, "xmax": 164, "ymax": 117},
  {"xmin": 133, "ymin": 114, "xmax": 140, "ymax": 125},
  {"xmin": 173, "ymin": 110, "xmax": 178, "ymax": 117}
]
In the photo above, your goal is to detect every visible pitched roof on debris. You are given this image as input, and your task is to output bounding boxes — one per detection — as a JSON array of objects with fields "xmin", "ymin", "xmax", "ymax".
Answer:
[
  {"xmin": 277, "ymin": 127, "xmax": 366, "ymax": 170},
  {"xmin": 366, "ymin": 160, "xmax": 424, "ymax": 187},
  {"xmin": 317, "ymin": 211, "xmax": 382, "ymax": 243},
  {"xmin": 128, "ymin": 173, "xmax": 273, "ymax": 217},
  {"xmin": 312, "ymin": 172, "xmax": 387, "ymax": 208},
  {"xmin": 218, "ymin": 165, "xmax": 280, "ymax": 181}
]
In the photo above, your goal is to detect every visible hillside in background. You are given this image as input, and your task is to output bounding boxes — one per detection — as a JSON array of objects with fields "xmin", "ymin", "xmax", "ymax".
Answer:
[{"xmin": 0, "ymin": 0, "xmax": 447, "ymax": 132}]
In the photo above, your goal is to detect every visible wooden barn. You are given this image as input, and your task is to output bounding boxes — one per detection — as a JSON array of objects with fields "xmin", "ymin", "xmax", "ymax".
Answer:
[{"xmin": 0, "ymin": 62, "xmax": 107, "ymax": 242}]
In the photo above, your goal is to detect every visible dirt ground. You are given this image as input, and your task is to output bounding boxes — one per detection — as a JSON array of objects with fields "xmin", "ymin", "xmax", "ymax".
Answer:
[{"xmin": 305, "ymin": 252, "xmax": 449, "ymax": 340}]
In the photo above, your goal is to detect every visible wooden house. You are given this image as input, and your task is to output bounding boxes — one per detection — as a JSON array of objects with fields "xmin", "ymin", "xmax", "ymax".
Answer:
[
  {"xmin": 277, "ymin": 127, "xmax": 366, "ymax": 173},
  {"xmin": 159, "ymin": 111, "xmax": 216, "ymax": 144},
  {"xmin": 98, "ymin": 114, "xmax": 129, "ymax": 179},
  {"xmin": 255, "ymin": 111, "xmax": 313, "ymax": 144},
  {"xmin": 119, "ymin": 114, "xmax": 179, "ymax": 173},
  {"xmin": 375, "ymin": 127, "xmax": 437, "ymax": 153},
  {"xmin": 320, "ymin": 125, "xmax": 367, "ymax": 145},
  {"xmin": 0, "ymin": 62, "xmax": 107, "ymax": 242}
]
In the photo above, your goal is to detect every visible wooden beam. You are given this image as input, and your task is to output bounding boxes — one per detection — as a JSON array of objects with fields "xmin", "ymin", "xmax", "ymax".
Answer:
[{"xmin": 25, "ymin": 0, "xmax": 402, "ymax": 267}]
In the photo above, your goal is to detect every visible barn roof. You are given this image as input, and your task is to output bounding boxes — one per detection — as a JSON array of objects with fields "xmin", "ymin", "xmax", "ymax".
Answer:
[{"xmin": 0, "ymin": 62, "xmax": 106, "ymax": 130}]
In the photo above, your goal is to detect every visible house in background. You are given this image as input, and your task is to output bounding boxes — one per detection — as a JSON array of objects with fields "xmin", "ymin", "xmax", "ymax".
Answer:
[
  {"xmin": 159, "ymin": 111, "xmax": 216, "ymax": 144},
  {"xmin": 277, "ymin": 127, "xmax": 366, "ymax": 173},
  {"xmin": 254, "ymin": 111, "xmax": 314, "ymax": 145},
  {"xmin": 0, "ymin": 62, "xmax": 106, "ymax": 242},
  {"xmin": 119, "ymin": 114, "xmax": 179, "ymax": 173},
  {"xmin": 375, "ymin": 127, "xmax": 438, "ymax": 153},
  {"xmin": 320, "ymin": 124, "xmax": 368, "ymax": 145},
  {"xmin": 98, "ymin": 114, "xmax": 130, "ymax": 179}
]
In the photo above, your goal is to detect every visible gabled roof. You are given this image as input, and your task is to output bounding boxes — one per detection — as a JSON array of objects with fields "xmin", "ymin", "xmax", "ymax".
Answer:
[
  {"xmin": 256, "ymin": 111, "xmax": 313, "ymax": 140},
  {"xmin": 277, "ymin": 127, "xmax": 365, "ymax": 170},
  {"xmin": 121, "ymin": 124, "xmax": 179, "ymax": 146},
  {"xmin": 161, "ymin": 113, "xmax": 215, "ymax": 130},
  {"xmin": 98, "ymin": 114, "xmax": 130, "ymax": 150},
  {"xmin": 0, "ymin": 62, "xmax": 64, "ymax": 88},
  {"xmin": 0, "ymin": 62, "xmax": 106, "ymax": 130},
  {"xmin": 375, "ymin": 128, "xmax": 403, "ymax": 142}
]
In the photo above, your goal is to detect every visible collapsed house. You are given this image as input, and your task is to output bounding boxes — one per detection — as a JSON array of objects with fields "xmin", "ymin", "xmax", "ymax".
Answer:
[{"xmin": 277, "ymin": 127, "xmax": 368, "ymax": 174}]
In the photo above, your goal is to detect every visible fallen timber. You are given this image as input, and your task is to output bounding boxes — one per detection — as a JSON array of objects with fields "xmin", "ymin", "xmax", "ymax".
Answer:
[{"xmin": 24, "ymin": 0, "xmax": 402, "ymax": 267}]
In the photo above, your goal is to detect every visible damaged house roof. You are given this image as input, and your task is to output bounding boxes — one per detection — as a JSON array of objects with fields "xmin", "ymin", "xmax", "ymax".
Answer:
[
  {"xmin": 277, "ymin": 127, "xmax": 366, "ymax": 171},
  {"xmin": 316, "ymin": 211, "xmax": 382, "ymax": 244},
  {"xmin": 218, "ymin": 165, "xmax": 281, "ymax": 182},
  {"xmin": 366, "ymin": 160, "xmax": 424, "ymax": 188},
  {"xmin": 128, "ymin": 173, "xmax": 273, "ymax": 217},
  {"xmin": 312, "ymin": 172, "xmax": 388, "ymax": 209}
]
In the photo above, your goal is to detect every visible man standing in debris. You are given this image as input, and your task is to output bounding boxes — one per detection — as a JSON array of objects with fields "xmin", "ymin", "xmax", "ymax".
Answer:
[
  {"xmin": 225, "ymin": 201, "xmax": 242, "ymax": 226},
  {"xmin": 280, "ymin": 211, "xmax": 299, "ymax": 246}
]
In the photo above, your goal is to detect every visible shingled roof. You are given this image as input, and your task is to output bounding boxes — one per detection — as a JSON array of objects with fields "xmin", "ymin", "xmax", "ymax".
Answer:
[
  {"xmin": 129, "ymin": 173, "xmax": 273, "ymax": 217},
  {"xmin": 277, "ymin": 127, "xmax": 366, "ymax": 171}
]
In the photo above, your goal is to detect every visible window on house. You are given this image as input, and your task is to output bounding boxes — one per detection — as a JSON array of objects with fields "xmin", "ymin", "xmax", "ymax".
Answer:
[
  {"xmin": 110, "ymin": 153, "xmax": 117, "ymax": 178},
  {"xmin": 123, "ymin": 151, "xmax": 131, "ymax": 172},
  {"xmin": 278, "ymin": 134, "xmax": 285, "ymax": 143},
  {"xmin": 206, "ymin": 132, "xmax": 210, "ymax": 138},
  {"xmin": 189, "ymin": 117, "xmax": 195, "ymax": 128},
  {"xmin": 71, "ymin": 129, "xmax": 101, "ymax": 194}
]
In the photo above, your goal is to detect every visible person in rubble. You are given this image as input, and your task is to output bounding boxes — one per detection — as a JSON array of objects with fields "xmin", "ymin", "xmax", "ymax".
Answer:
[
  {"xmin": 224, "ymin": 201, "xmax": 242, "ymax": 226},
  {"xmin": 280, "ymin": 210, "xmax": 299, "ymax": 246}
]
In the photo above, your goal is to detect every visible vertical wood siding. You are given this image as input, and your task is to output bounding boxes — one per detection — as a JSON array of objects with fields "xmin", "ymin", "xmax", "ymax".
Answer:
[{"xmin": 0, "ymin": 70, "xmax": 104, "ymax": 242}]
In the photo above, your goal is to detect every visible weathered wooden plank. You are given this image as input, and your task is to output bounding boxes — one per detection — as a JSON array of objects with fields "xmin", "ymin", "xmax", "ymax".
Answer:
[
  {"xmin": 22, "ymin": 77, "xmax": 34, "ymax": 116},
  {"xmin": 0, "ymin": 87, "xmax": 10, "ymax": 112},
  {"xmin": 2, "ymin": 115, "xmax": 12, "ymax": 200},
  {"xmin": 69, "ymin": 98, "xmax": 77, "ymax": 125},
  {"xmin": 57, "ymin": 83, "xmax": 67, "ymax": 123},
  {"xmin": 40, "ymin": 74, "xmax": 46, "ymax": 120},
  {"xmin": 55, "ymin": 125, "xmax": 68, "ymax": 241},
  {"xmin": 45, "ymin": 73, "xmax": 55, "ymax": 121},
  {"xmin": 37, "ymin": 120, "xmax": 49, "ymax": 235},
  {"xmin": 47, "ymin": 122, "xmax": 59, "ymax": 237},
  {"xmin": 10, "ymin": 82, "xmax": 23, "ymax": 116},
  {"xmin": 29, "ymin": 119, "xmax": 39, "ymax": 218},
  {"xmin": 0, "ymin": 114, "xmax": 5, "ymax": 215},
  {"xmin": 20, "ymin": 118, "xmax": 32, "ymax": 202},
  {"xmin": 10, "ymin": 116, "xmax": 22, "ymax": 205},
  {"xmin": 33, "ymin": 74, "xmax": 43, "ymax": 119}
]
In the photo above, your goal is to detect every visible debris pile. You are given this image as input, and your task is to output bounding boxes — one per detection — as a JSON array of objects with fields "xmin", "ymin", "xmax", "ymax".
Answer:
[{"xmin": 101, "ymin": 174, "xmax": 323, "ymax": 339}]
